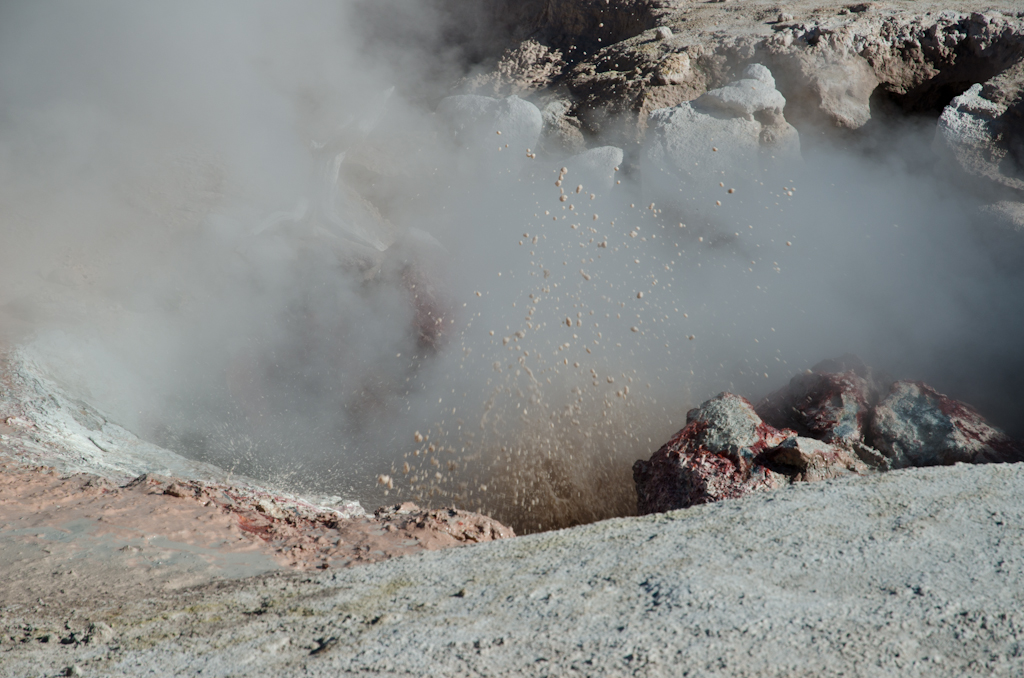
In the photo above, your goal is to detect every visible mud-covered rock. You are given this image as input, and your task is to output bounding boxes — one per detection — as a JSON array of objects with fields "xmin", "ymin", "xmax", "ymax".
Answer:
[
  {"xmin": 633, "ymin": 393, "xmax": 793, "ymax": 514},
  {"xmin": 540, "ymin": 99, "xmax": 587, "ymax": 154},
  {"xmin": 870, "ymin": 381, "xmax": 1024, "ymax": 468},
  {"xmin": 765, "ymin": 46, "xmax": 879, "ymax": 130}
]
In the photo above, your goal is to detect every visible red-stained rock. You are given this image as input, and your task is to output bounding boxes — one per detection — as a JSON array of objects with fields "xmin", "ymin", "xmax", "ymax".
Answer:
[
  {"xmin": 869, "ymin": 381, "xmax": 1024, "ymax": 468},
  {"xmin": 755, "ymin": 354, "xmax": 889, "ymax": 445},
  {"xmin": 633, "ymin": 393, "xmax": 794, "ymax": 515}
]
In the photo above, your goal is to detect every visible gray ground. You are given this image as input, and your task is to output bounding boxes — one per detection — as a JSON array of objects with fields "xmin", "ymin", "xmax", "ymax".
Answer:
[{"xmin": 4, "ymin": 461, "xmax": 1023, "ymax": 677}]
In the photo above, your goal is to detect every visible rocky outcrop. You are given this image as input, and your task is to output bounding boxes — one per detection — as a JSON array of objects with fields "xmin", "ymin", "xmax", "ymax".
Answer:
[
  {"xmin": 637, "ymin": 359, "xmax": 1024, "ymax": 515},
  {"xmin": 633, "ymin": 392, "xmax": 870, "ymax": 514},
  {"xmin": 935, "ymin": 60, "xmax": 1024, "ymax": 197},
  {"xmin": 871, "ymin": 381, "xmax": 1024, "ymax": 468},
  {"xmin": 460, "ymin": 4, "xmax": 1024, "ymax": 146}
]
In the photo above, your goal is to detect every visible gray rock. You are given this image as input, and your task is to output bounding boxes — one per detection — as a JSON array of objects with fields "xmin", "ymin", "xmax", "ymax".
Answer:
[
  {"xmin": 762, "ymin": 435, "xmax": 868, "ymax": 482},
  {"xmin": 84, "ymin": 621, "xmax": 114, "ymax": 645},
  {"xmin": 870, "ymin": 381, "xmax": 1023, "ymax": 468},
  {"xmin": 934, "ymin": 81, "xmax": 1024, "ymax": 194},
  {"xmin": 540, "ymin": 99, "xmax": 586, "ymax": 154}
]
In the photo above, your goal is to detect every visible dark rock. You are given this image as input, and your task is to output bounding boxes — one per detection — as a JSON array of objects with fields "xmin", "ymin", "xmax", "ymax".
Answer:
[{"xmin": 870, "ymin": 381, "xmax": 1024, "ymax": 468}]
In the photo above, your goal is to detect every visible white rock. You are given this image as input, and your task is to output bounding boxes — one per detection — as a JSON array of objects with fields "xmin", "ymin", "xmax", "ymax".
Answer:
[
  {"xmin": 563, "ymin": 146, "xmax": 624, "ymax": 191},
  {"xmin": 935, "ymin": 83, "xmax": 1004, "ymax": 151},
  {"xmin": 436, "ymin": 94, "xmax": 543, "ymax": 153},
  {"xmin": 694, "ymin": 78, "xmax": 787, "ymax": 120}
]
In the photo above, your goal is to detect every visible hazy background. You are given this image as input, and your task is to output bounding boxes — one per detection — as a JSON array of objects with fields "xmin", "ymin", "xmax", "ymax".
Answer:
[{"xmin": 1, "ymin": 1, "xmax": 1022, "ymax": 533}]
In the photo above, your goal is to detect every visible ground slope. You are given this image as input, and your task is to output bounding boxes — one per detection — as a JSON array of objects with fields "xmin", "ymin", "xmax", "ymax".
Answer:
[{"xmin": 4, "ymin": 461, "xmax": 1022, "ymax": 677}]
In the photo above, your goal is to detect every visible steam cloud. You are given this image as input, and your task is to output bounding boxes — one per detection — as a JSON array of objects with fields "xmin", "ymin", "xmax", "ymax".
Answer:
[{"xmin": 2, "ymin": 2, "xmax": 1022, "ymax": 533}]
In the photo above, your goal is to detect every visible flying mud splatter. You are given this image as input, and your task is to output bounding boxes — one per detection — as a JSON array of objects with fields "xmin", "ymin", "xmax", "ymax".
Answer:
[{"xmin": 2, "ymin": 2, "xmax": 1023, "ymax": 535}]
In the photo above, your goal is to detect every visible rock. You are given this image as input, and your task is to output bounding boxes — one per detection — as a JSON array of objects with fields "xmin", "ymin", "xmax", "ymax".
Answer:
[
  {"xmin": 643, "ymin": 63, "xmax": 799, "ymax": 175},
  {"xmin": 84, "ymin": 622, "xmax": 114, "ymax": 645},
  {"xmin": 756, "ymin": 354, "xmax": 889, "ymax": 445},
  {"xmin": 653, "ymin": 52, "xmax": 692, "ymax": 86},
  {"xmin": 870, "ymin": 381, "xmax": 1024, "ymax": 468},
  {"xmin": 633, "ymin": 393, "xmax": 793, "ymax": 514},
  {"xmin": 935, "ymin": 78, "xmax": 1024, "ymax": 196},
  {"xmin": 641, "ymin": 64, "xmax": 799, "ymax": 219},
  {"xmin": 540, "ymin": 99, "xmax": 587, "ymax": 154},
  {"xmin": 694, "ymin": 66, "xmax": 787, "ymax": 120},
  {"xmin": 761, "ymin": 436, "xmax": 868, "ymax": 482},
  {"xmin": 463, "ymin": 39, "xmax": 566, "ymax": 97},
  {"xmin": 435, "ymin": 94, "xmax": 543, "ymax": 155},
  {"xmin": 765, "ymin": 48, "xmax": 879, "ymax": 130},
  {"xmin": 561, "ymin": 146, "xmax": 624, "ymax": 192},
  {"xmin": 849, "ymin": 441, "xmax": 892, "ymax": 471},
  {"xmin": 654, "ymin": 26, "xmax": 673, "ymax": 40},
  {"xmin": 374, "ymin": 502, "xmax": 515, "ymax": 543}
]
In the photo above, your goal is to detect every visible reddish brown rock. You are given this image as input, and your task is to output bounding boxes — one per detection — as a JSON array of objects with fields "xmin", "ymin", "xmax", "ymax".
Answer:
[
  {"xmin": 755, "ymin": 354, "xmax": 888, "ymax": 445},
  {"xmin": 633, "ymin": 393, "xmax": 794, "ymax": 515},
  {"xmin": 870, "ymin": 381, "xmax": 1024, "ymax": 469}
]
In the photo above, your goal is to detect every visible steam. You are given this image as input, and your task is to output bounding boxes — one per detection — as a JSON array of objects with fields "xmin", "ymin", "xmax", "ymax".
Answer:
[{"xmin": 2, "ymin": 2, "xmax": 1023, "ymax": 534}]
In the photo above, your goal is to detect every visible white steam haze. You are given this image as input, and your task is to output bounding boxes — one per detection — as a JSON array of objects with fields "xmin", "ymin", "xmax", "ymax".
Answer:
[{"xmin": 2, "ymin": 2, "xmax": 1022, "ymax": 533}]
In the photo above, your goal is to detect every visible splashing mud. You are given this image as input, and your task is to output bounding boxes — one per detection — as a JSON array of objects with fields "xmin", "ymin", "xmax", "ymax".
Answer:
[{"xmin": 2, "ymin": 2, "xmax": 1024, "ymax": 535}]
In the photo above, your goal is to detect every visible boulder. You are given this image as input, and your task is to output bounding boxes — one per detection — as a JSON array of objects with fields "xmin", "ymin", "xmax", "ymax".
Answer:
[
  {"xmin": 765, "ymin": 48, "xmax": 879, "ymax": 130},
  {"xmin": 870, "ymin": 381, "xmax": 1024, "ymax": 468},
  {"xmin": 934, "ymin": 75, "xmax": 1024, "ymax": 196},
  {"xmin": 634, "ymin": 392, "xmax": 877, "ymax": 515},
  {"xmin": 756, "ymin": 354, "xmax": 889, "ymax": 445},
  {"xmin": 435, "ymin": 94, "xmax": 543, "ymax": 156},
  {"xmin": 641, "ymin": 64, "xmax": 799, "ymax": 219},
  {"xmin": 693, "ymin": 64, "xmax": 787, "ymax": 120},
  {"xmin": 633, "ymin": 393, "xmax": 793, "ymax": 515}
]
